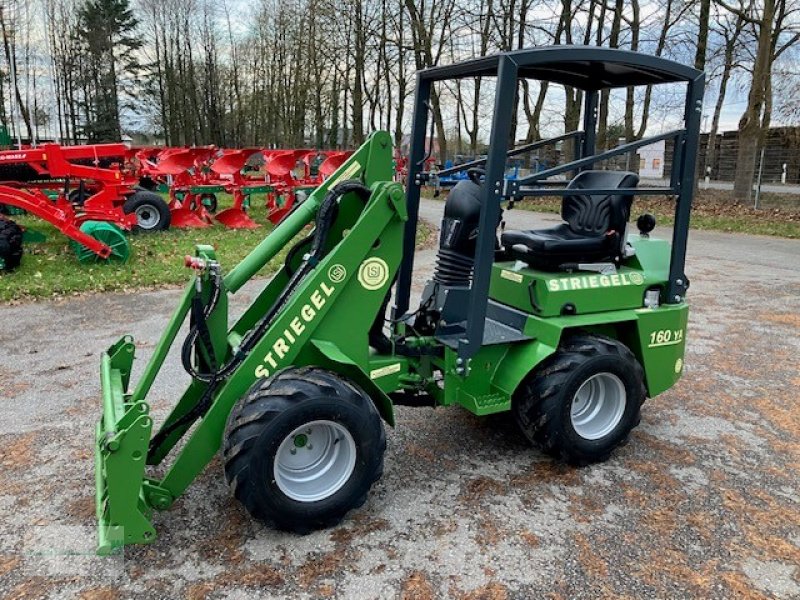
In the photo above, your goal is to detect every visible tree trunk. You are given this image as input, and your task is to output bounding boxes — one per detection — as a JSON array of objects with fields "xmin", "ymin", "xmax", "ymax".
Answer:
[
  {"xmin": 0, "ymin": 8, "xmax": 32, "ymax": 141},
  {"xmin": 694, "ymin": 0, "xmax": 712, "ymax": 70},
  {"xmin": 732, "ymin": 0, "xmax": 775, "ymax": 203},
  {"xmin": 704, "ymin": 14, "xmax": 743, "ymax": 179}
]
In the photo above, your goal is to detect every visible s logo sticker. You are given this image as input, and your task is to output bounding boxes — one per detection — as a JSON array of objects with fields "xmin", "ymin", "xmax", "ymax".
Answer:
[
  {"xmin": 328, "ymin": 264, "xmax": 347, "ymax": 283},
  {"xmin": 358, "ymin": 257, "xmax": 389, "ymax": 291}
]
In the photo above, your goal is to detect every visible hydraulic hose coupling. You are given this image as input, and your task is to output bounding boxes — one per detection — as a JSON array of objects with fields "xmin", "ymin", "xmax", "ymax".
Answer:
[{"xmin": 184, "ymin": 255, "xmax": 207, "ymax": 271}]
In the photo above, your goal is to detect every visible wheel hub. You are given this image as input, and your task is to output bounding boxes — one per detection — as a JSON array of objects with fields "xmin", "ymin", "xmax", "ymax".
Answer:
[
  {"xmin": 135, "ymin": 204, "xmax": 159, "ymax": 230},
  {"xmin": 274, "ymin": 420, "xmax": 356, "ymax": 502},
  {"xmin": 570, "ymin": 372, "xmax": 627, "ymax": 440}
]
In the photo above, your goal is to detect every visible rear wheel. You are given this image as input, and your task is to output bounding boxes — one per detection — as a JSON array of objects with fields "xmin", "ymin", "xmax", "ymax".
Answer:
[
  {"xmin": 513, "ymin": 334, "xmax": 646, "ymax": 465},
  {"xmin": 0, "ymin": 218, "xmax": 23, "ymax": 271},
  {"xmin": 223, "ymin": 367, "xmax": 386, "ymax": 532},
  {"xmin": 123, "ymin": 191, "xmax": 171, "ymax": 232}
]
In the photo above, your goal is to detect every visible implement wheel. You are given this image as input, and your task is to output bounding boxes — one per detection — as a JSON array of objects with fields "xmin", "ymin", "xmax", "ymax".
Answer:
[
  {"xmin": 223, "ymin": 367, "xmax": 386, "ymax": 533},
  {"xmin": 124, "ymin": 191, "xmax": 171, "ymax": 232},
  {"xmin": 71, "ymin": 221, "xmax": 131, "ymax": 264},
  {"xmin": 0, "ymin": 217, "xmax": 23, "ymax": 271},
  {"xmin": 513, "ymin": 334, "xmax": 646, "ymax": 465}
]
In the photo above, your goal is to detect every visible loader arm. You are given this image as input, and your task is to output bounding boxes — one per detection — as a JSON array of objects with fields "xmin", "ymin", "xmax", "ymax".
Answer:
[{"xmin": 95, "ymin": 131, "xmax": 401, "ymax": 553}]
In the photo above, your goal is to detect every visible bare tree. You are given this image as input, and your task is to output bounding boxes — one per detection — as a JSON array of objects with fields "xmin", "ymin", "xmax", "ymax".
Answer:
[
  {"xmin": 0, "ymin": 4, "xmax": 32, "ymax": 140},
  {"xmin": 719, "ymin": 0, "xmax": 800, "ymax": 202}
]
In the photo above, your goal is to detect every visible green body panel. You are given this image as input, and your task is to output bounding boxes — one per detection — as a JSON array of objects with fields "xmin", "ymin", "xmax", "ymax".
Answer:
[
  {"xmin": 442, "ymin": 299, "xmax": 688, "ymax": 417},
  {"xmin": 460, "ymin": 236, "xmax": 686, "ymax": 413},
  {"xmin": 630, "ymin": 304, "xmax": 688, "ymax": 395},
  {"xmin": 489, "ymin": 235, "xmax": 669, "ymax": 317}
]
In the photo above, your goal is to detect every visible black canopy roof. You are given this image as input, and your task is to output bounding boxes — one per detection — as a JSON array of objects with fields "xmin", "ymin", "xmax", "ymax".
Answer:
[{"xmin": 419, "ymin": 46, "xmax": 702, "ymax": 90}]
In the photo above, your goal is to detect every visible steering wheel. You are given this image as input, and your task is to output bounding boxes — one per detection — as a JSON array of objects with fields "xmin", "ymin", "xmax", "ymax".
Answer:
[{"xmin": 466, "ymin": 167, "xmax": 486, "ymax": 185}]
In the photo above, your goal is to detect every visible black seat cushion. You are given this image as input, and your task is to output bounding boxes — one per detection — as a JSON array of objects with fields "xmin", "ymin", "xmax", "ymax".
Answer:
[{"xmin": 501, "ymin": 170, "xmax": 639, "ymax": 270}]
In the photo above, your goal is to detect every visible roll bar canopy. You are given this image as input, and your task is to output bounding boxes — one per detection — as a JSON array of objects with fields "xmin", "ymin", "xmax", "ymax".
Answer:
[
  {"xmin": 418, "ymin": 46, "xmax": 702, "ymax": 89},
  {"xmin": 394, "ymin": 46, "xmax": 705, "ymax": 362}
]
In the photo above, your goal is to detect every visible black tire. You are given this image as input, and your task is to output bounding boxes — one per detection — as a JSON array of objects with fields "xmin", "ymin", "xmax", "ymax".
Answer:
[
  {"xmin": 513, "ymin": 334, "xmax": 646, "ymax": 466},
  {"xmin": 0, "ymin": 218, "xmax": 23, "ymax": 272},
  {"xmin": 123, "ymin": 191, "xmax": 171, "ymax": 232},
  {"xmin": 198, "ymin": 193, "xmax": 218, "ymax": 213},
  {"xmin": 223, "ymin": 367, "xmax": 386, "ymax": 533}
]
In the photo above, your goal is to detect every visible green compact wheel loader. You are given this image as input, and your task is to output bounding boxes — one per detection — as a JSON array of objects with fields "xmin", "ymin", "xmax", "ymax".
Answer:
[{"xmin": 95, "ymin": 46, "xmax": 704, "ymax": 553}]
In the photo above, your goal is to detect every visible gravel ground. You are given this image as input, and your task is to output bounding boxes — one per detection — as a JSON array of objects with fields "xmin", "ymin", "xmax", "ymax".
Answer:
[{"xmin": 0, "ymin": 200, "xmax": 799, "ymax": 599}]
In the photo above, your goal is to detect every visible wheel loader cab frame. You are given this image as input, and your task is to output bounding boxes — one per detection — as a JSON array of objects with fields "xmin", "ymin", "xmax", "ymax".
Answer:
[{"xmin": 395, "ymin": 46, "xmax": 705, "ymax": 362}]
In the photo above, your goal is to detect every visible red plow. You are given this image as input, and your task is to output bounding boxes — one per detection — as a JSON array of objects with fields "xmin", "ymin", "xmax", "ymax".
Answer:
[
  {"xmin": 207, "ymin": 148, "xmax": 264, "ymax": 229},
  {"xmin": 264, "ymin": 149, "xmax": 352, "ymax": 223},
  {"xmin": 0, "ymin": 141, "xmax": 363, "ymax": 271},
  {"xmin": 0, "ymin": 143, "xmax": 142, "ymax": 263},
  {"xmin": 150, "ymin": 146, "xmax": 218, "ymax": 228}
]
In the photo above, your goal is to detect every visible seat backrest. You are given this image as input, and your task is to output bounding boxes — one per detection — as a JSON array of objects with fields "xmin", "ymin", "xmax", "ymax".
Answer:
[{"xmin": 562, "ymin": 170, "xmax": 639, "ymax": 237}]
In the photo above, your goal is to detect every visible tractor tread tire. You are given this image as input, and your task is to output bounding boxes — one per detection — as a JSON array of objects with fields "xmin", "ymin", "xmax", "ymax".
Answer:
[
  {"xmin": 223, "ymin": 367, "xmax": 386, "ymax": 533},
  {"xmin": 513, "ymin": 334, "xmax": 646, "ymax": 466},
  {"xmin": 0, "ymin": 218, "xmax": 23, "ymax": 271},
  {"xmin": 123, "ymin": 191, "xmax": 171, "ymax": 232}
]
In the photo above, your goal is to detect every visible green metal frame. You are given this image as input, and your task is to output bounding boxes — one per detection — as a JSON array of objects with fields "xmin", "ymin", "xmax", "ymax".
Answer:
[{"xmin": 96, "ymin": 131, "xmax": 400, "ymax": 552}]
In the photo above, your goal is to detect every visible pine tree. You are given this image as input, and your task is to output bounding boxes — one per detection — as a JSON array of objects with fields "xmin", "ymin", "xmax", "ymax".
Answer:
[{"xmin": 77, "ymin": 0, "xmax": 142, "ymax": 141}]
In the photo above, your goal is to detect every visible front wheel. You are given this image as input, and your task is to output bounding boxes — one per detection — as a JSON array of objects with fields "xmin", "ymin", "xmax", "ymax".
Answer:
[
  {"xmin": 223, "ymin": 367, "xmax": 386, "ymax": 532},
  {"xmin": 513, "ymin": 334, "xmax": 646, "ymax": 465}
]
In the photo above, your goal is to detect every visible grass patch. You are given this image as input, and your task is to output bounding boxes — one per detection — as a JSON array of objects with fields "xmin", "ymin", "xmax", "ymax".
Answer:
[
  {"xmin": 1, "ymin": 212, "xmax": 284, "ymax": 303},
  {"xmin": 1, "ymin": 193, "xmax": 433, "ymax": 303},
  {"xmin": 426, "ymin": 188, "xmax": 800, "ymax": 239}
]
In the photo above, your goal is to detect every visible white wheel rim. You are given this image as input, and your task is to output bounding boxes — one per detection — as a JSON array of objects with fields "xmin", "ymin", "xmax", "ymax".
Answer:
[
  {"xmin": 570, "ymin": 372, "xmax": 627, "ymax": 440},
  {"xmin": 274, "ymin": 420, "xmax": 357, "ymax": 502},
  {"xmin": 135, "ymin": 204, "xmax": 160, "ymax": 229}
]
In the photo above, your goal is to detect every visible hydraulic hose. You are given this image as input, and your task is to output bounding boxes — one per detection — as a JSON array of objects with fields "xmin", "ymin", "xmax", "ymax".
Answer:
[
  {"xmin": 180, "ymin": 266, "xmax": 223, "ymax": 382},
  {"xmin": 148, "ymin": 180, "xmax": 371, "ymax": 459}
]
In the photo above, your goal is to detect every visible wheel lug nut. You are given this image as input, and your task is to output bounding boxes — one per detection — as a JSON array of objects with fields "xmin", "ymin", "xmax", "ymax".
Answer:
[
  {"xmin": 290, "ymin": 448, "xmax": 296, "ymax": 455},
  {"xmin": 306, "ymin": 444, "xmax": 313, "ymax": 450}
]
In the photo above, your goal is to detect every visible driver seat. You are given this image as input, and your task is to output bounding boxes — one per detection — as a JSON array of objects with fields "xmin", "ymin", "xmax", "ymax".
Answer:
[{"xmin": 501, "ymin": 170, "xmax": 639, "ymax": 271}]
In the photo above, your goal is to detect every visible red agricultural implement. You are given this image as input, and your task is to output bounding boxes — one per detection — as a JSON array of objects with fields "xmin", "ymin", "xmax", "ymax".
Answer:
[
  {"xmin": 0, "ymin": 143, "xmax": 149, "ymax": 266},
  {"xmin": 128, "ymin": 146, "xmax": 166, "ymax": 192},
  {"xmin": 132, "ymin": 145, "xmax": 264, "ymax": 228},
  {"xmin": 143, "ymin": 146, "xmax": 221, "ymax": 228},
  {"xmin": 205, "ymin": 148, "xmax": 268, "ymax": 229},
  {"xmin": 263, "ymin": 149, "xmax": 352, "ymax": 224}
]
